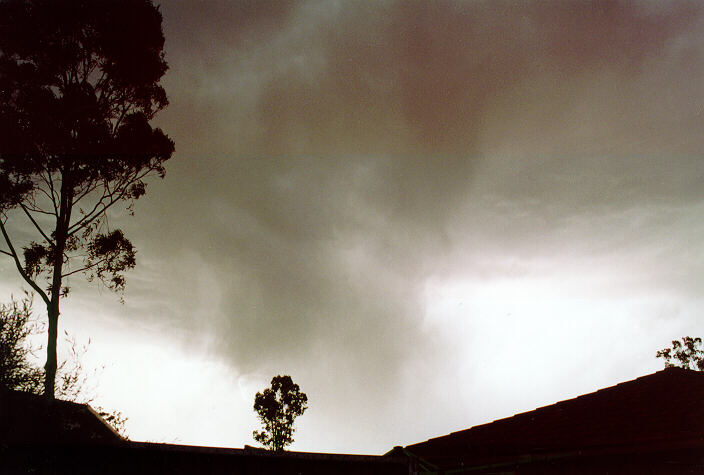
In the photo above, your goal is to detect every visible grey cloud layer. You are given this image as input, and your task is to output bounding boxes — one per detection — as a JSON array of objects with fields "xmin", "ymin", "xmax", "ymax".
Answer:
[
  {"xmin": 146, "ymin": 0, "xmax": 704, "ymax": 360},
  {"xmin": 118, "ymin": 0, "xmax": 704, "ymax": 446}
]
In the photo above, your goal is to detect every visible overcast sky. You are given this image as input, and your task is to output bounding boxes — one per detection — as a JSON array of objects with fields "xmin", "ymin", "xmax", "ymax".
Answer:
[{"xmin": 3, "ymin": 0, "xmax": 704, "ymax": 454}]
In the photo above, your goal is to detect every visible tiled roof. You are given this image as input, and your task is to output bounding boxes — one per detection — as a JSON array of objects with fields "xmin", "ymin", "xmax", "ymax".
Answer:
[{"xmin": 405, "ymin": 367, "xmax": 704, "ymax": 470}]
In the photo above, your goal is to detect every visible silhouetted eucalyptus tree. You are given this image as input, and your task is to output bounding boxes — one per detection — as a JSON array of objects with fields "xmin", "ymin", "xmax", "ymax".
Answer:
[
  {"xmin": 656, "ymin": 336, "xmax": 704, "ymax": 371},
  {"xmin": 0, "ymin": 0, "xmax": 174, "ymax": 398},
  {"xmin": 253, "ymin": 375, "xmax": 308, "ymax": 451}
]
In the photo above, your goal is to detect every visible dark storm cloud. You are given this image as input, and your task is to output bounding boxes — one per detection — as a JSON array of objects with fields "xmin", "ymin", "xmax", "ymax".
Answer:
[
  {"xmin": 253, "ymin": 1, "xmax": 697, "ymax": 154},
  {"xmin": 243, "ymin": 0, "xmax": 703, "ymax": 227},
  {"xmin": 163, "ymin": 0, "xmax": 296, "ymax": 59},
  {"xmin": 129, "ymin": 0, "xmax": 704, "ymax": 421}
]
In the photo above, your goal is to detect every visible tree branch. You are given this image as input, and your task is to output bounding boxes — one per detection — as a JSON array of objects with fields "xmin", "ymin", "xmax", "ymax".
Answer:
[
  {"xmin": 0, "ymin": 220, "xmax": 50, "ymax": 306},
  {"xmin": 20, "ymin": 204, "xmax": 54, "ymax": 245},
  {"xmin": 61, "ymin": 258, "xmax": 105, "ymax": 279},
  {"xmin": 68, "ymin": 192, "xmax": 111, "ymax": 236},
  {"xmin": 94, "ymin": 69, "xmax": 108, "ymax": 101},
  {"xmin": 36, "ymin": 180, "xmax": 57, "ymax": 209},
  {"xmin": 24, "ymin": 207, "xmax": 57, "ymax": 216},
  {"xmin": 67, "ymin": 168, "xmax": 151, "ymax": 237},
  {"xmin": 112, "ymin": 103, "xmax": 130, "ymax": 137},
  {"xmin": 40, "ymin": 170, "xmax": 60, "ymax": 216},
  {"xmin": 72, "ymin": 180, "xmax": 99, "ymax": 207}
]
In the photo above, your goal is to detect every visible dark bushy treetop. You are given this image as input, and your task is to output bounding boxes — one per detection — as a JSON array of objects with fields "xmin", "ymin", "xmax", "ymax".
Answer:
[
  {"xmin": 656, "ymin": 336, "xmax": 704, "ymax": 371},
  {"xmin": 0, "ymin": 0, "xmax": 174, "ymax": 397},
  {"xmin": 253, "ymin": 375, "xmax": 308, "ymax": 451}
]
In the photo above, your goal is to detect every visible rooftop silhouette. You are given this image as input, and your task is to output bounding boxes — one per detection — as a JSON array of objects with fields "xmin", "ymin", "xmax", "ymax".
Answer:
[{"xmin": 404, "ymin": 367, "xmax": 704, "ymax": 473}]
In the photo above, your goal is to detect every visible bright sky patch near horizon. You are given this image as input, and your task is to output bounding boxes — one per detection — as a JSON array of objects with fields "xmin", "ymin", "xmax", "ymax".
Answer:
[{"xmin": 2, "ymin": 0, "xmax": 704, "ymax": 454}]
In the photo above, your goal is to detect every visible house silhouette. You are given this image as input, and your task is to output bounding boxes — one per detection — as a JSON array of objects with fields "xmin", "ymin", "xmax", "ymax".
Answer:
[
  {"xmin": 0, "ymin": 387, "xmax": 406, "ymax": 474},
  {"xmin": 2, "ymin": 367, "xmax": 704, "ymax": 474},
  {"xmin": 401, "ymin": 367, "xmax": 704, "ymax": 473}
]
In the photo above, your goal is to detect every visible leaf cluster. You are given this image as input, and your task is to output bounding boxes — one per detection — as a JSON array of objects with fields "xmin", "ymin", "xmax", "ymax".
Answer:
[
  {"xmin": 656, "ymin": 336, "xmax": 704, "ymax": 371},
  {"xmin": 253, "ymin": 375, "xmax": 308, "ymax": 451},
  {"xmin": 0, "ymin": 295, "xmax": 44, "ymax": 393}
]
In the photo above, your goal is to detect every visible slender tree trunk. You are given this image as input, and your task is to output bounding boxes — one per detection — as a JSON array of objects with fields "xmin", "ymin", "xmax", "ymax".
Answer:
[
  {"xmin": 44, "ymin": 299, "xmax": 59, "ymax": 398},
  {"xmin": 45, "ymin": 232, "xmax": 65, "ymax": 399},
  {"xmin": 44, "ymin": 171, "xmax": 72, "ymax": 399}
]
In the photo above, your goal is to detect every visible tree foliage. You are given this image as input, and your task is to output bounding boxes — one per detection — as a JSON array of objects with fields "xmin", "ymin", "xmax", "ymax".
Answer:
[
  {"xmin": 0, "ymin": 0, "xmax": 174, "ymax": 397},
  {"xmin": 253, "ymin": 375, "xmax": 308, "ymax": 451},
  {"xmin": 0, "ymin": 295, "xmax": 128, "ymax": 436},
  {"xmin": 656, "ymin": 336, "xmax": 704, "ymax": 371},
  {"xmin": 0, "ymin": 295, "xmax": 43, "ymax": 393}
]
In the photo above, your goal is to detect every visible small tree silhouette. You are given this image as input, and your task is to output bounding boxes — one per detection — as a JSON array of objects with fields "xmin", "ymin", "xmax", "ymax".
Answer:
[
  {"xmin": 0, "ymin": 295, "xmax": 43, "ymax": 393},
  {"xmin": 253, "ymin": 375, "xmax": 308, "ymax": 451},
  {"xmin": 656, "ymin": 336, "xmax": 704, "ymax": 371}
]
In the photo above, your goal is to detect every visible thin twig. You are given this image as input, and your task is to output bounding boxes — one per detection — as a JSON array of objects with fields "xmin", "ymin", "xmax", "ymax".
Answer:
[
  {"xmin": 46, "ymin": 170, "xmax": 60, "ymax": 216},
  {"xmin": 61, "ymin": 258, "xmax": 105, "ymax": 279}
]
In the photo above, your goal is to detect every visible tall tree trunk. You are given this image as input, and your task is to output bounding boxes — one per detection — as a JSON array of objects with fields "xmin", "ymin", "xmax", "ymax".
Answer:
[
  {"xmin": 45, "ymin": 172, "xmax": 72, "ymax": 399},
  {"xmin": 44, "ymin": 298, "xmax": 59, "ymax": 398},
  {"xmin": 45, "ymin": 230, "xmax": 65, "ymax": 399}
]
